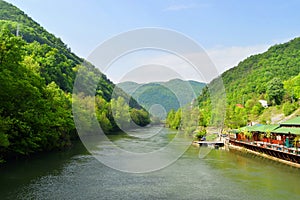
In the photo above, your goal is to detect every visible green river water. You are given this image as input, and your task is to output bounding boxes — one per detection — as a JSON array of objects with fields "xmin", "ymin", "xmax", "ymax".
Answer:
[{"xmin": 0, "ymin": 126, "xmax": 299, "ymax": 199}]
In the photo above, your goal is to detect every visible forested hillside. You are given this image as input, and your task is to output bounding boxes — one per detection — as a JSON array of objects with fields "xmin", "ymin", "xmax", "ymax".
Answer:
[
  {"xmin": 166, "ymin": 38, "xmax": 300, "ymax": 131},
  {"xmin": 197, "ymin": 38, "xmax": 300, "ymax": 128},
  {"xmin": 118, "ymin": 79, "xmax": 205, "ymax": 119},
  {"xmin": 0, "ymin": 0, "xmax": 149, "ymax": 162}
]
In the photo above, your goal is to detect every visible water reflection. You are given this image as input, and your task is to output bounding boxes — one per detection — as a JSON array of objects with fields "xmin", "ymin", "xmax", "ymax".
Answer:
[{"xmin": 0, "ymin": 127, "xmax": 299, "ymax": 200}]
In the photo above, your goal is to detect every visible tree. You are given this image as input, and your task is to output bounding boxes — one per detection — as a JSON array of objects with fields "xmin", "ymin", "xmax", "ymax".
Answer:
[
  {"xmin": 130, "ymin": 108, "xmax": 150, "ymax": 127},
  {"xmin": 181, "ymin": 106, "xmax": 199, "ymax": 134},
  {"xmin": 194, "ymin": 128, "xmax": 206, "ymax": 141},
  {"xmin": 284, "ymin": 73, "xmax": 300, "ymax": 101},
  {"xmin": 172, "ymin": 109, "xmax": 182, "ymax": 129},
  {"xmin": 98, "ymin": 112, "xmax": 112, "ymax": 133},
  {"xmin": 282, "ymin": 102, "xmax": 298, "ymax": 116},
  {"xmin": 0, "ymin": 28, "xmax": 76, "ymax": 160},
  {"xmin": 225, "ymin": 105, "xmax": 248, "ymax": 129},
  {"xmin": 266, "ymin": 78, "xmax": 285, "ymax": 105},
  {"xmin": 0, "ymin": 28, "xmax": 24, "ymax": 68},
  {"xmin": 110, "ymin": 97, "xmax": 131, "ymax": 130},
  {"xmin": 166, "ymin": 109, "xmax": 175, "ymax": 128}
]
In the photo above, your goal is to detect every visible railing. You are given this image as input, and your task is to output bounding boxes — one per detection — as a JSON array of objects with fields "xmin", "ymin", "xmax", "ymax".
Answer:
[
  {"xmin": 229, "ymin": 139, "xmax": 300, "ymax": 164},
  {"xmin": 252, "ymin": 141, "xmax": 300, "ymax": 155},
  {"xmin": 229, "ymin": 138, "xmax": 300, "ymax": 155}
]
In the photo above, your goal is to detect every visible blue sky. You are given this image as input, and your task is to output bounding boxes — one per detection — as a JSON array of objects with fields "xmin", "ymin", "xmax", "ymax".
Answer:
[{"xmin": 5, "ymin": 0, "xmax": 300, "ymax": 82}]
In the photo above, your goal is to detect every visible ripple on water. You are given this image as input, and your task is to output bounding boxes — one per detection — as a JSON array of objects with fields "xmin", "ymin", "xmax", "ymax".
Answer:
[{"xmin": 1, "ymin": 128, "xmax": 300, "ymax": 200}]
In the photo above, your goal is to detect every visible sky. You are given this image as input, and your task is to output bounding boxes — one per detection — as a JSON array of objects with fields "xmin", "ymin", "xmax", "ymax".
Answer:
[{"xmin": 5, "ymin": 0, "xmax": 300, "ymax": 83}]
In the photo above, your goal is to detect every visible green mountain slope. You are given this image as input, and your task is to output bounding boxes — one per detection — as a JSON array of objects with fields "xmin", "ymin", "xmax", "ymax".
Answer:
[
  {"xmin": 197, "ymin": 38, "xmax": 300, "ymax": 128},
  {"xmin": 118, "ymin": 79, "xmax": 205, "ymax": 119},
  {"xmin": 0, "ymin": 0, "xmax": 81, "ymax": 63},
  {"xmin": 0, "ymin": 0, "xmax": 149, "ymax": 162},
  {"xmin": 0, "ymin": 0, "xmax": 144, "ymax": 107},
  {"xmin": 0, "ymin": 0, "xmax": 107, "ymax": 94}
]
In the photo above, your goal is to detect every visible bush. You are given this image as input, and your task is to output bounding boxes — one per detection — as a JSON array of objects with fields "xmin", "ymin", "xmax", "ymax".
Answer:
[
  {"xmin": 282, "ymin": 102, "xmax": 298, "ymax": 116},
  {"xmin": 193, "ymin": 129, "xmax": 207, "ymax": 140}
]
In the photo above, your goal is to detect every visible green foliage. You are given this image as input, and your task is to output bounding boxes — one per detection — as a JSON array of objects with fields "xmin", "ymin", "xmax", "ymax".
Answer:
[
  {"xmin": 0, "ymin": 29, "xmax": 75, "ymax": 160},
  {"xmin": 181, "ymin": 106, "xmax": 200, "ymax": 134},
  {"xmin": 266, "ymin": 130, "xmax": 271, "ymax": 138},
  {"xmin": 193, "ymin": 128, "xmax": 206, "ymax": 140},
  {"xmin": 197, "ymin": 37, "xmax": 300, "ymax": 127},
  {"xmin": 0, "ymin": 11, "xmax": 115, "ymax": 96},
  {"xmin": 282, "ymin": 102, "xmax": 298, "ymax": 116},
  {"xmin": 130, "ymin": 108, "xmax": 150, "ymax": 127},
  {"xmin": 166, "ymin": 109, "xmax": 175, "ymax": 128},
  {"xmin": 197, "ymin": 86, "xmax": 212, "ymax": 127},
  {"xmin": 0, "ymin": 0, "xmax": 81, "ymax": 63},
  {"xmin": 0, "ymin": 1, "xmax": 150, "ymax": 162},
  {"xmin": 284, "ymin": 72, "xmax": 300, "ymax": 100},
  {"xmin": 111, "ymin": 97, "xmax": 131, "ymax": 130},
  {"xmin": 95, "ymin": 96, "xmax": 113, "ymax": 133},
  {"xmin": 166, "ymin": 109, "xmax": 181, "ymax": 129},
  {"xmin": 166, "ymin": 104, "xmax": 205, "ymax": 135},
  {"xmin": 258, "ymin": 106, "xmax": 282, "ymax": 124},
  {"xmin": 225, "ymin": 105, "xmax": 248, "ymax": 129},
  {"xmin": 293, "ymin": 136, "xmax": 300, "ymax": 147},
  {"xmin": 166, "ymin": 108, "xmax": 184, "ymax": 130},
  {"xmin": 245, "ymin": 99, "xmax": 264, "ymax": 122},
  {"xmin": 0, "ymin": 28, "xmax": 25, "ymax": 67},
  {"xmin": 266, "ymin": 78, "xmax": 285, "ymax": 105},
  {"xmin": 173, "ymin": 109, "xmax": 182, "ymax": 129},
  {"xmin": 0, "ymin": 132, "xmax": 9, "ymax": 148},
  {"xmin": 243, "ymin": 130, "xmax": 253, "ymax": 140}
]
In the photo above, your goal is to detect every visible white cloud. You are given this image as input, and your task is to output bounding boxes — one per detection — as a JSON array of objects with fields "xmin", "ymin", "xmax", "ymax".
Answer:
[
  {"xmin": 104, "ymin": 44, "xmax": 273, "ymax": 84},
  {"xmin": 163, "ymin": 3, "xmax": 209, "ymax": 11},
  {"xmin": 164, "ymin": 4, "xmax": 194, "ymax": 11},
  {"xmin": 163, "ymin": 3, "xmax": 211, "ymax": 11}
]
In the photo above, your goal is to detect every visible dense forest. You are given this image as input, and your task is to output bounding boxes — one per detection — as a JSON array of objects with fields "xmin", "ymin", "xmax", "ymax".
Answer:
[
  {"xmin": 167, "ymin": 37, "xmax": 300, "ymax": 131},
  {"xmin": 118, "ymin": 79, "xmax": 205, "ymax": 119},
  {"xmin": 0, "ymin": 0, "xmax": 150, "ymax": 162}
]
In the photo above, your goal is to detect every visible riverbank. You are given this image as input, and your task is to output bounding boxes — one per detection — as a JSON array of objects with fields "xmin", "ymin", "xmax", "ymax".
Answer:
[{"xmin": 228, "ymin": 143, "xmax": 300, "ymax": 168}]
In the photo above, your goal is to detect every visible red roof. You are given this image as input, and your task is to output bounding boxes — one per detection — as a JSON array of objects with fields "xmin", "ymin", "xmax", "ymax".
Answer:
[{"xmin": 236, "ymin": 104, "xmax": 244, "ymax": 108}]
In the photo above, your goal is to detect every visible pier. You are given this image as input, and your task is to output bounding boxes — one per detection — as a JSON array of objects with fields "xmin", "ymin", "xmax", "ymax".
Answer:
[{"xmin": 195, "ymin": 141, "xmax": 225, "ymax": 148}]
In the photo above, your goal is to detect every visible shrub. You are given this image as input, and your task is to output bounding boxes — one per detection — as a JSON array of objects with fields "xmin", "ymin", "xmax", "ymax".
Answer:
[{"xmin": 282, "ymin": 102, "xmax": 297, "ymax": 116}]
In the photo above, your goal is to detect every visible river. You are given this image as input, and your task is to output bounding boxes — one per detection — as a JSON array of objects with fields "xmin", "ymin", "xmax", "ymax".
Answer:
[{"xmin": 0, "ymin": 126, "xmax": 299, "ymax": 199}]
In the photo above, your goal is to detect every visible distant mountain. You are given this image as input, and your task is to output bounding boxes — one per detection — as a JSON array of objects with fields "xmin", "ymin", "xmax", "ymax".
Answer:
[{"xmin": 118, "ymin": 79, "xmax": 205, "ymax": 119}]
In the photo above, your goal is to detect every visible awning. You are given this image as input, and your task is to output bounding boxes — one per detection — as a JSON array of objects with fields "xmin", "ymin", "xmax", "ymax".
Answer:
[
  {"xmin": 255, "ymin": 124, "xmax": 280, "ymax": 132},
  {"xmin": 280, "ymin": 116, "xmax": 300, "ymax": 126},
  {"xmin": 240, "ymin": 124, "xmax": 279, "ymax": 132},
  {"xmin": 240, "ymin": 124, "xmax": 262, "ymax": 132},
  {"xmin": 272, "ymin": 127, "xmax": 300, "ymax": 135},
  {"xmin": 229, "ymin": 129, "xmax": 240, "ymax": 134}
]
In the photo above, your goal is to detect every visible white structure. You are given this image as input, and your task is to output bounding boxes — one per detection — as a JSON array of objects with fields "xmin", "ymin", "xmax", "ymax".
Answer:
[{"xmin": 259, "ymin": 100, "xmax": 268, "ymax": 108}]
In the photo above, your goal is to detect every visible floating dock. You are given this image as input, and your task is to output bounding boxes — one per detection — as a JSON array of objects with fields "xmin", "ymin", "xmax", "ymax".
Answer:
[{"xmin": 195, "ymin": 141, "xmax": 225, "ymax": 148}]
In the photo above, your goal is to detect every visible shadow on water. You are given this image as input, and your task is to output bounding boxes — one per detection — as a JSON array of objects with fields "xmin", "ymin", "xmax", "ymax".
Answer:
[{"xmin": 0, "ymin": 141, "xmax": 89, "ymax": 199}]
